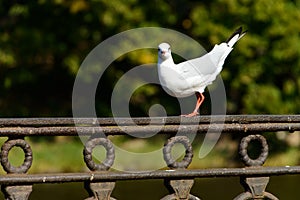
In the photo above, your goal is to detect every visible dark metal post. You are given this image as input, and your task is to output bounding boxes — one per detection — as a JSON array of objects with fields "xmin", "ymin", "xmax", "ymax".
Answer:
[
  {"xmin": 0, "ymin": 137, "xmax": 33, "ymax": 200},
  {"xmin": 161, "ymin": 136, "xmax": 200, "ymax": 200},
  {"xmin": 234, "ymin": 134, "xmax": 279, "ymax": 200},
  {"xmin": 83, "ymin": 136, "xmax": 116, "ymax": 200}
]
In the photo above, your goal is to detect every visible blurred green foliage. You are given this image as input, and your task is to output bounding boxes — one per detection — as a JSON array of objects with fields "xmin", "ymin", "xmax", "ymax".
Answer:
[{"xmin": 0, "ymin": 0, "xmax": 300, "ymax": 116}]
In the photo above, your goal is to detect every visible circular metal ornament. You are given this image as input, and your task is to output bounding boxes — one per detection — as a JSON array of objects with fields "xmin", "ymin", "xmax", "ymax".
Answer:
[
  {"xmin": 163, "ymin": 136, "xmax": 193, "ymax": 169},
  {"xmin": 83, "ymin": 137, "xmax": 115, "ymax": 171},
  {"xmin": 239, "ymin": 134, "xmax": 269, "ymax": 167},
  {"xmin": 0, "ymin": 138, "xmax": 33, "ymax": 173}
]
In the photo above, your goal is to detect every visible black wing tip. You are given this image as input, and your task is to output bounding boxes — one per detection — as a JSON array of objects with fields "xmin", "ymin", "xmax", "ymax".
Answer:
[
  {"xmin": 226, "ymin": 26, "xmax": 247, "ymax": 43},
  {"xmin": 236, "ymin": 26, "xmax": 243, "ymax": 33},
  {"xmin": 239, "ymin": 26, "xmax": 248, "ymax": 35},
  {"xmin": 242, "ymin": 29, "xmax": 248, "ymax": 34}
]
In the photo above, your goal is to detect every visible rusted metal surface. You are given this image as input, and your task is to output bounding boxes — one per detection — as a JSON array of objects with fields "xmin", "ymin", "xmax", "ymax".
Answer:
[{"xmin": 0, "ymin": 115, "xmax": 300, "ymax": 199}]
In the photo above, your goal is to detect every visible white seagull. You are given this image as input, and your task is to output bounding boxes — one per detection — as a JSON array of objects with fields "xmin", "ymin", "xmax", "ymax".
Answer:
[{"xmin": 157, "ymin": 27, "xmax": 247, "ymax": 117}]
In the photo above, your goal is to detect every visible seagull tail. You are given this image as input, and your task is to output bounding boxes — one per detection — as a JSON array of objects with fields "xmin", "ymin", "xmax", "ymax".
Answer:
[{"xmin": 226, "ymin": 26, "xmax": 247, "ymax": 48}]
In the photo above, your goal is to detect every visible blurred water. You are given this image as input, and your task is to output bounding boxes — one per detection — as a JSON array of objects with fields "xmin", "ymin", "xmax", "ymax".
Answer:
[{"xmin": 0, "ymin": 175, "xmax": 299, "ymax": 199}]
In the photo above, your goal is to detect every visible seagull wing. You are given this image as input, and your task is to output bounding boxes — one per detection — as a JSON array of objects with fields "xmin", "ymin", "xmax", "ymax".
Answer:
[
  {"xmin": 175, "ymin": 43, "xmax": 233, "ymax": 93},
  {"xmin": 178, "ymin": 54, "xmax": 217, "ymax": 78}
]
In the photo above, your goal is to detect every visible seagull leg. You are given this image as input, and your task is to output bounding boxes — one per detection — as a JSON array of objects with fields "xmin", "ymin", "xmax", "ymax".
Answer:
[{"xmin": 181, "ymin": 92, "xmax": 205, "ymax": 117}]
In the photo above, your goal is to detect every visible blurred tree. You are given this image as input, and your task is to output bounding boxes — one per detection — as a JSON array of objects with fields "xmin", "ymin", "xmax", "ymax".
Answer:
[
  {"xmin": 189, "ymin": 0, "xmax": 300, "ymax": 114},
  {"xmin": 0, "ymin": 0, "xmax": 299, "ymax": 117}
]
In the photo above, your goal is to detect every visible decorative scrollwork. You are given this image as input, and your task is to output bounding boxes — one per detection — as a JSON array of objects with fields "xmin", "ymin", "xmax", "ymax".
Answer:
[
  {"xmin": 163, "ymin": 136, "xmax": 193, "ymax": 169},
  {"xmin": 0, "ymin": 138, "xmax": 33, "ymax": 174},
  {"xmin": 239, "ymin": 134, "xmax": 268, "ymax": 167},
  {"xmin": 83, "ymin": 137, "xmax": 115, "ymax": 171}
]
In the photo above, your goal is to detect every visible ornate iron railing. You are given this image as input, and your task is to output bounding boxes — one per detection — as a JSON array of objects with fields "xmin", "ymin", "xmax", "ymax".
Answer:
[{"xmin": 0, "ymin": 115, "xmax": 300, "ymax": 199}]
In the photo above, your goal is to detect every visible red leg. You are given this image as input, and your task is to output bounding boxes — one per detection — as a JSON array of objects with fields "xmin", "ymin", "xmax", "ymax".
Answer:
[{"xmin": 181, "ymin": 92, "xmax": 205, "ymax": 117}]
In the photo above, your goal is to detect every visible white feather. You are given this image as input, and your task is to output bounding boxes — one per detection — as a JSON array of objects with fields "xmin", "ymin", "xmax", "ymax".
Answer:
[{"xmin": 157, "ymin": 28, "xmax": 245, "ymax": 98}]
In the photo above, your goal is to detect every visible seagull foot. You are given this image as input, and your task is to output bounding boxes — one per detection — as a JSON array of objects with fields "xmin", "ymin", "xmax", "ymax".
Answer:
[{"xmin": 181, "ymin": 112, "xmax": 199, "ymax": 117}]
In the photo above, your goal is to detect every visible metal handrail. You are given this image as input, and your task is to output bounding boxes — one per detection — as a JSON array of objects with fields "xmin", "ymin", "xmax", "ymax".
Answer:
[
  {"xmin": 0, "ymin": 115, "xmax": 300, "ymax": 136},
  {"xmin": 1, "ymin": 166, "xmax": 300, "ymax": 185},
  {"xmin": 1, "ymin": 115, "xmax": 300, "ymax": 126}
]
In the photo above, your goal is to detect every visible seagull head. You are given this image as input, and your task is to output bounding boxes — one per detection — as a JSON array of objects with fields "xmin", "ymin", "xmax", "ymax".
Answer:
[{"xmin": 158, "ymin": 43, "xmax": 172, "ymax": 61}]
